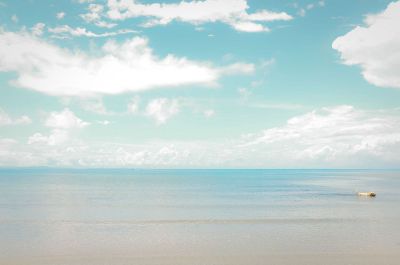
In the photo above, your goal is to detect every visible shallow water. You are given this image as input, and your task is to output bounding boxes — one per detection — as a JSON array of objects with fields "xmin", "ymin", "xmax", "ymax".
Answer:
[{"xmin": 0, "ymin": 169, "xmax": 399, "ymax": 265}]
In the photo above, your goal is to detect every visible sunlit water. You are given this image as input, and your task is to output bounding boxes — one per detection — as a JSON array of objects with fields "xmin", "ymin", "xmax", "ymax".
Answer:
[{"xmin": 0, "ymin": 169, "xmax": 399, "ymax": 265}]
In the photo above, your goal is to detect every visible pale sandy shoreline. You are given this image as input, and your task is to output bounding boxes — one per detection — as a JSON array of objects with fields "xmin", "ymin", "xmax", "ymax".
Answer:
[{"xmin": 3, "ymin": 253, "xmax": 400, "ymax": 265}]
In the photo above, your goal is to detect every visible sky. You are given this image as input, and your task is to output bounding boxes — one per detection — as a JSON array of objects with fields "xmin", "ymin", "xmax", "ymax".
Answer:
[{"xmin": 0, "ymin": 0, "xmax": 400, "ymax": 168}]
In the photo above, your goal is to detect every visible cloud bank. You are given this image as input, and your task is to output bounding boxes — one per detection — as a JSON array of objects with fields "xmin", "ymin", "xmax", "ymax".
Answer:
[
  {"xmin": 1, "ymin": 106, "xmax": 399, "ymax": 168},
  {"xmin": 242, "ymin": 105, "xmax": 400, "ymax": 167}
]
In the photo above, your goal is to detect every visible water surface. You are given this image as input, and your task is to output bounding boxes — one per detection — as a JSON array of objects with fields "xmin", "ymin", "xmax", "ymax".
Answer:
[{"xmin": 0, "ymin": 169, "xmax": 399, "ymax": 265}]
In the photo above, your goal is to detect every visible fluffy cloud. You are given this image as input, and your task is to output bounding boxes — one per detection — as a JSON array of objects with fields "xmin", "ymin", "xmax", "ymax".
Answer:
[
  {"xmin": 0, "ymin": 30, "xmax": 253, "ymax": 97},
  {"xmin": 145, "ymin": 98, "xmax": 180, "ymax": 124},
  {"xmin": 2, "ymin": 105, "xmax": 400, "ymax": 167},
  {"xmin": 332, "ymin": 1, "xmax": 400, "ymax": 89},
  {"xmin": 45, "ymin": 108, "xmax": 89, "ymax": 129},
  {"xmin": 28, "ymin": 109, "xmax": 88, "ymax": 146},
  {"xmin": 104, "ymin": 0, "xmax": 292, "ymax": 32},
  {"xmin": 81, "ymin": 3, "xmax": 117, "ymax": 28},
  {"xmin": 31, "ymin": 23, "xmax": 45, "ymax": 36},
  {"xmin": 0, "ymin": 108, "xmax": 32, "ymax": 126},
  {"xmin": 230, "ymin": 21, "xmax": 268, "ymax": 33},
  {"xmin": 81, "ymin": 4, "xmax": 102, "ymax": 22},
  {"xmin": 56, "ymin": 12, "xmax": 66, "ymax": 19},
  {"xmin": 241, "ymin": 105, "xmax": 400, "ymax": 167},
  {"xmin": 28, "ymin": 129, "xmax": 69, "ymax": 146}
]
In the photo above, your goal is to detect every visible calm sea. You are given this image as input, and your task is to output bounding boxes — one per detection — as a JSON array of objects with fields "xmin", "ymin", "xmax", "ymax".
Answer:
[{"xmin": 0, "ymin": 169, "xmax": 399, "ymax": 265}]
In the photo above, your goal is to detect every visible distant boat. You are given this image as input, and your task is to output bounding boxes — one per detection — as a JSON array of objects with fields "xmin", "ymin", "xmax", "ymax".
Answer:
[{"xmin": 357, "ymin": 192, "xmax": 376, "ymax": 197}]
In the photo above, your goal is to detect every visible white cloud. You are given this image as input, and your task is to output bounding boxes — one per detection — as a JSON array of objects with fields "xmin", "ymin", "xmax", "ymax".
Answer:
[
  {"xmin": 81, "ymin": 3, "xmax": 117, "ymax": 28},
  {"xmin": 260, "ymin": 58, "xmax": 275, "ymax": 68},
  {"xmin": 3, "ymin": 105, "xmax": 399, "ymax": 167},
  {"xmin": 77, "ymin": 97, "xmax": 115, "ymax": 115},
  {"xmin": 28, "ymin": 109, "xmax": 88, "ymax": 146},
  {"xmin": 203, "ymin": 109, "xmax": 215, "ymax": 118},
  {"xmin": 28, "ymin": 129, "xmax": 69, "ymax": 146},
  {"xmin": 306, "ymin": 1, "xmax": 325, "ymax": 10},
  {"xmin": 31, "ymin": 23, "xmax": 45, "ymax": 36},
  {"xmin": 127, "ymin": 96, "xmax": 140, "ymax": 114},
  {"xmin": 238, "ymin": 87, "xmax": 252, "ymax": 99},
  {"xmin": 105, "ymin": 0, "xmax": 292, "ymax": 32},
  {"xmin": 80, "ymin": 98, "xmax": 110, "ymax": 114},
  {"xmin": 231, "ymin": 21, "xmax": 268, "ymax": 32},
  {"xmin": 93, "ymin": 20, "xmax": 118, "ymax": 28},
  {"xmin": 0, "ymin": 138, "xmax": 21, "ymax": 167},
  {"xmin": 332, "ymin": 1, "xmax": 400, "ymax": 89},
  {"xmin": 56, "ymin": 12, "xmax": 66, "ymax": 19},
  {"xmin": 218, "ymin": 62, "xmax": 254, "ymax": 75},
  {"xmin": 146, "ymin": 98, "xmax": 179, "ymax": 124},
  {"xmin": 81, "ymin": 4, "xmax": 103, "ymax": 22},
  {"xmin": 297, "ymin": 0, "xmax": 325, "ymax": 17},
  {"xmin": 0, "ymin": 109, "xmax": 12, "ymax": 125},
  {"xmin": 14, "ymin": 115, "xmax": 32, "ymax": 125},
  {"xmin": 0, "ymin": 31, "xmax": 253, "ymax": 97},
  {"xmin": 241, "ymin": 105, "xmax": 400, "ymax": 167},
  {"xmin": 97, "ymin": 120, "xmax": 110, "ymax": 125},
  {"xmin": 45, "ymin": 108, "xmax": 89, "ymax": 129},
  {"xmin": 0, "ymin": 138, "xmax": 17, "ymax": 145},
  {"xmin": 0, "ymin": 108, "xmax": 32, "ymax": 126},
  {"xmin": 48, "ymin": 25, "xmax": 137, "ymax": 38},
  {"xmin": 249, "ymin": 102, "xmax": 304, "ymax": 110},
  {"xmin": 11, "ymin": 14, "xmax": 18, "ymax": 23},
  {"xmin": 298, "ymin": 9, "xmax": 306, "ymax": 17}
]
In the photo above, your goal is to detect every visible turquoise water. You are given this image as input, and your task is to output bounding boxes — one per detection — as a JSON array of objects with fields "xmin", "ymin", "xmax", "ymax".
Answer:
[{"xmin": 0, "ymin": 169, "xmax": 399, "ymax": 265}]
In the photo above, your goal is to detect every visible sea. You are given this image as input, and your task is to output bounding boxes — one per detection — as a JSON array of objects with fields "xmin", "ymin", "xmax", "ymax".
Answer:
[{"xmin": 0, "ymin": 169, "xmax": 399, "ymax": 265}]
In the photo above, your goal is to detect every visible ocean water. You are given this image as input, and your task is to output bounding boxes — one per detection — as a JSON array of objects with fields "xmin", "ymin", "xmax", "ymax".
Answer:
[{"xmin": 0, "ymin": 169, "xmax": 399, "ymax": 265}]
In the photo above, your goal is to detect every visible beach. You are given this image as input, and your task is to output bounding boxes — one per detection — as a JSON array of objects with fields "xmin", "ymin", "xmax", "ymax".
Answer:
[{"xmin": 1, "ymin": 169, "xmax": 399, "ymax": 265}]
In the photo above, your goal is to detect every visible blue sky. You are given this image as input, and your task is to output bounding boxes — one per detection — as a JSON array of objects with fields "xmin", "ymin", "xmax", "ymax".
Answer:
[{"xmin": 0, "ymin": 0, "xmax": 400, "ymax": 168}]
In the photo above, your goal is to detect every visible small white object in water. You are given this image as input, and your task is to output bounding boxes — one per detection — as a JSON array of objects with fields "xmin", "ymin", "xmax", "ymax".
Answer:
[{"xmin": 357, "ymin": 192, "xmax": 376, "ymax": 197}]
